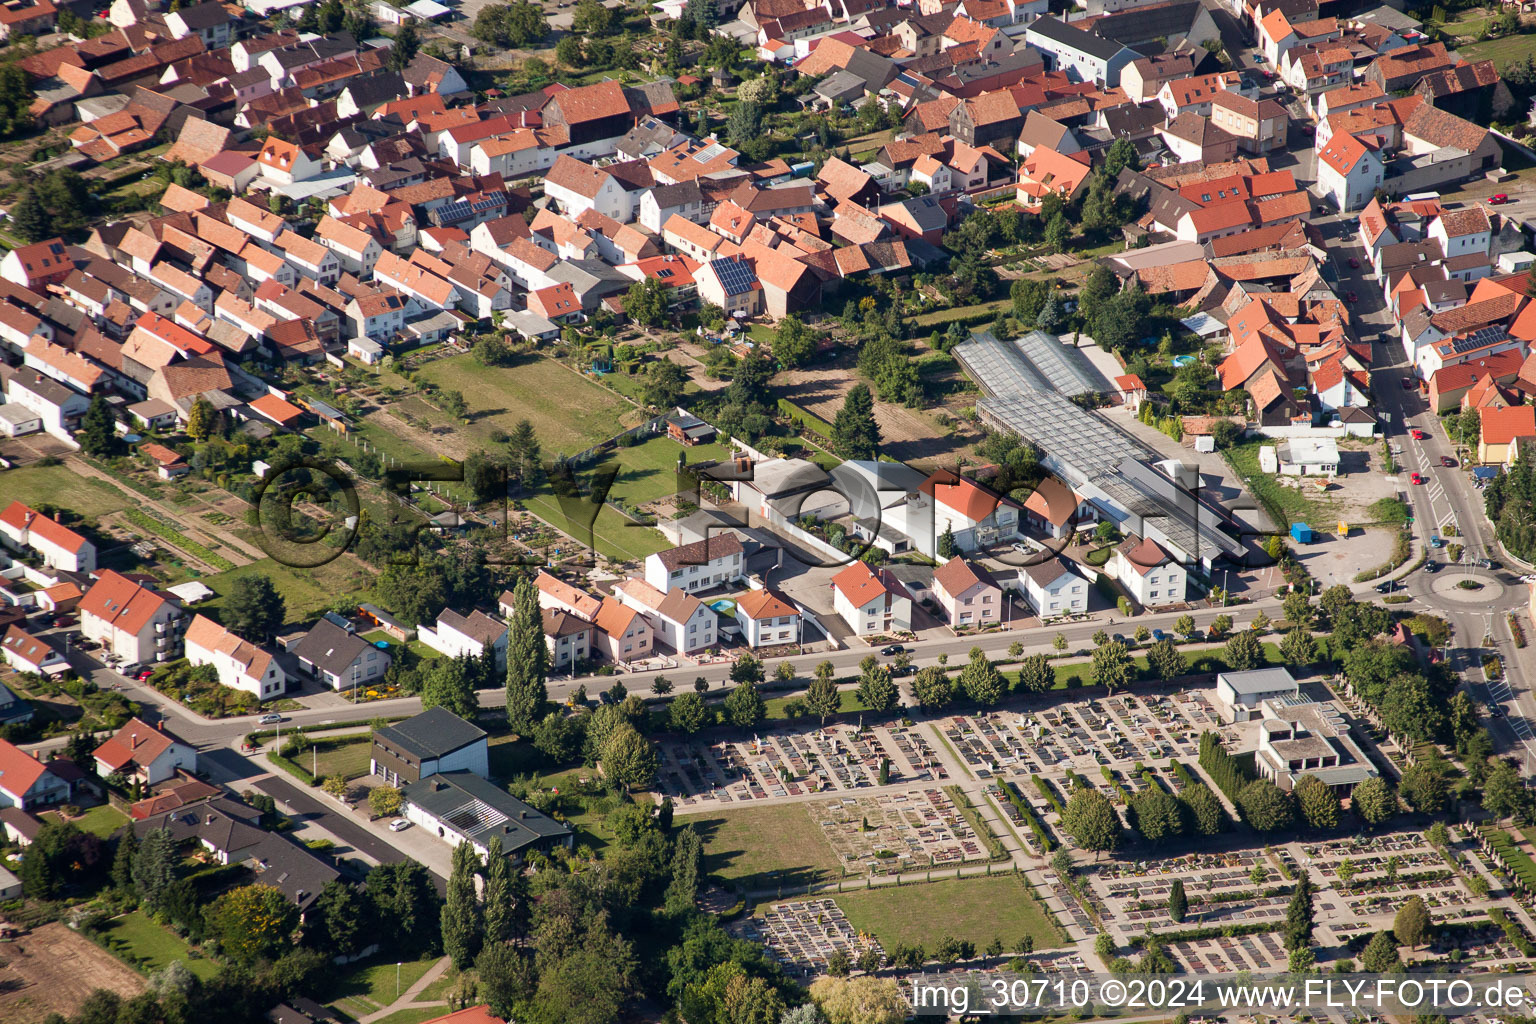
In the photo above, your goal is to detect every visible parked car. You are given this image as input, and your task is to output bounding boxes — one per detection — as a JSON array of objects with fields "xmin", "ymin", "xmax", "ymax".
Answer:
[
  {"xmin": 1347, "ymin": 257, "xmax": 1359, "ymax": 268},
  {"xmin": 1411, "ymin": 429, "xmax": 1428, "ymax": 440},
  {"xmin": 890, "ymin": 664, "xmax": 915, "ymax": 677},
  {"xmin": 1441, "ymin": 455, "xmax": 1457, "ymax": 467},
  {"xmin": 258, "ymin": 713, "xmax": 283, "ymax": 724},
  {"xmin": 389, "ymin": 819, "xmax": 411, "ymax": 832},
  {"xmin": 1410, "ymin": 472, "xmax": 1424, "ymax": 485},
  {"xmin": 1151, "ymin": 629, "xmax": 1167, "ymax": 642},
  {"xmin": 1490, "ymin": 194, "xmax": 1510, "ymax": 205},
  {"xmin": 1430, "ymin": 536, "xmax": 1443, "ymax": 548},
  {"xmin": 1346, "ymin": 291, "xmax": 1358, "ymax": 303},
  {"xmin": 880, "ymin": 644, "xmax": 906, "ymax": 656},
  {"xmin": 1424, "ymin": 560, "xmax": 1441, "ymax": 573},
  {"xmin": 54, "ymin": 615, "xmax": 76, "ymax": 627},
  {"xmin": 1401, "ymin": 377, "xmax": 1414, "ymax": 389},
  {"xmin": 134, "ymin": 668, "xmax": 154, "ymax": 680}
]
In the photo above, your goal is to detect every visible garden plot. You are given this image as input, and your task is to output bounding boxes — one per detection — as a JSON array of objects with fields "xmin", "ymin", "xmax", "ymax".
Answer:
[
  {"xmin": 655, "ymin": 722, "xmax": 939, "ymax": 808},
  {"xmin": 811, "ymin": 788, "xmax": 987, "ymax": 876},
  {"xmin": 740, "ymin": 898, "xmax": 883, "ymax": 977}
]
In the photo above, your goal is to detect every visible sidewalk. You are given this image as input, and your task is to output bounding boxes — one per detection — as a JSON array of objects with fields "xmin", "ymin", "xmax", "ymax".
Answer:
[{"xmin": 358, "ymin": 956, "xmax": 452, "ymax": 1024}]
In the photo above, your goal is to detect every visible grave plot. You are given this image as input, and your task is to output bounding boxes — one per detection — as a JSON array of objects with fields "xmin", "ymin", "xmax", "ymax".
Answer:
[
  {"xmin": 811, "ymin": 788, "xmax": 989, "ymax": 876},
  {"xmin": 655, "ymin": 723, "xmax": 932, "ymax": 807},
  {"xmin": 1167, "ymin": 932, "xmax": 1291, "ymax": 973},
  {"xmin": 740, "ymin": 898, "xmax": 883, "ymax": 977},
  {"xmin": 1091, "ymin": 850, "xmax": 1284, "ymax": 932},
  {"xmin": 1302, "ymin": 831, "xmax": 1490, "ymax": 941}
]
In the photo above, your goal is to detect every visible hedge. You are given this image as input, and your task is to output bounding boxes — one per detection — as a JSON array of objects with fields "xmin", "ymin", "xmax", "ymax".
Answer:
[
  {"xmin": 1128, "ymin": 921, "xmax": 1276, "ymax": 947},
  {"xmin": 1489, "ymin": 907, "xmax": 1536, "ymax": 957},
  {"xmin": 1035, "ymin": 776, "xmax": 1064, "ymax": 814},
  {"xmin": 1482, "ymin": 827, "xmax": 1536, "ymax": 893},
  {"xmin": 946, "ymin": 785, "xmax": 1008, "ymax": 861},
  {"xmin": 124, "ymin": 508, "xmax": 236, "ymax": 572},
  {"xmin": 1199, "ymin": 731, "xmax": 1254, "ymax": 803},
  {"xmin": 1003, "ymin": 781, "xmax": 1055, "ymax": 852},
  {"xmin": 777, "ymin": 398, "xmax": 834, "ymax": 439},
  {"xmin": 268, "ymin": 752, "xmax": 316, "ymax": 786}
]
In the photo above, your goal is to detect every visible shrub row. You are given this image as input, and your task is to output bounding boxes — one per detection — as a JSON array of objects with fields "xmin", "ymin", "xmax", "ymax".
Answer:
[
  {"xmin": 1128, "ymin": 921, "xmax": 1276, "ymax": 947},
  {"xmin": 1489, "ymin": 907, "xmax": 1536, "ymax": 957},
  {"xmin": 1198, "ymin": 731, "xmax": 1253, "ymax": 803},
  {"xmin": 776, "ymin": 398, "xmax": 834, "ymax": 439},
  {"xmin": 1003, "ymin": 781, "xmax": 1056, "ymax": 853},
  {"xmin": 1035, "ymin": 775, "xmax": 1064, "ymax": 814},
  {"xmin": 123, "ymin": 508, "xmax": 236, "ymax": 572},
  {"xmin": 946, "ymin": 785, "xmax": 1008, "ymax": 861}
]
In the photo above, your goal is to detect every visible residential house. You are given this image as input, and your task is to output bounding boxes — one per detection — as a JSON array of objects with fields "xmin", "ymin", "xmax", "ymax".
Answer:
[
  {"xmin": 831, "ymin": 560, "xmax": 913, "ymax": 636},
  {"xmin": 1024, "ymin": 16, "xmax": 1137, "ymax": 87},
  {"xmin": 1317, "ymin": 133, "xmax": 1383, "ymax": 212},
  {"xmin": 184, "ymin": 614, "xmax": 287, "ymax": 701},
  {"xmin": 370, "ymin": 706, "xmax": 489, "ymax": 786},
  {"xmin": 401, "ymin": 771, "xmax": 573, "ymax": 863},
  {"xmin": 693, "ymin": 255, "xmax": 763, "ymax": 318},
  {"xmin": 80, "ymin": 570, "xmax": 185, "ymax": 668},
  {"xmin": 288, "ymin": 615, "xmax": 390, "ymax": 690},
  {"xmin": 1109, "ymin": 535, "xmax": 1187, "ymax": 607},
  {"xmin": 542, "ymin": 609, "xmax": 594, "ymax": 671},
  {"xmin": 614, "ymin": 578, "xmax": 718, "ymax": 655},
  {"xmin": 1, "ymin": 624, "xmax": 66, "ymax": 677},
  {"xmin": 593, "ymin": 597, "xmax": 653, "ymax": 664},
  {"xmin": 0, "ymin": 500, "xmax": 96, "ymax": 572},
  {"xmin": 932, "ymin": 557, "xmax": 1003, "ymax": 628},
  {"xmin": 1018, "ymin": 557, "xmax": 1088, "ymax": 618},
  {"xmin": 0, "ymin": 738, "xmax": 72, "ymax": 808},
  {"xmin": 921, "ymin": 470, "xmax": 1019, "ymax": 552},
  {"xmin": 94, "ymin": 717, "xmax": 196, "ymax": 785},
  {"xmin": 416, "ymin": 609, "xmax": 507, "ymax": 667},
  {"xmin": 1209, "ymin": 90, "xmax": 1289, "ymax": 154},
  {"xmin": 733, "ymin": 589, "xmax": 800, "ymax": 648},
  {"xmin": 644, "ymin": 534, "xmax": 746, "ymax": 594},
  {"xmin": 1479, "ymin": 404, "xmax": 1536, "ymax": 465}
]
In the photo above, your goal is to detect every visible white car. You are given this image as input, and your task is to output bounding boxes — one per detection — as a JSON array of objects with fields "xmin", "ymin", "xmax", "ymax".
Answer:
[
  {"xmin": 258, "ymin": 713, "xmax": 283, "ymax": 725},
  {"xmin": 1521, "ymin": 575, "xmax": 1536, "ymax": 584},
  {"xmin": 389, "ymin": 819, "xmax": 411, "ymax": 832}
]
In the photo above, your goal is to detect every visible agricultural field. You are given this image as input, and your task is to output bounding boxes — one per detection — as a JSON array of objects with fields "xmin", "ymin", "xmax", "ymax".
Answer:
[
  {"xmin": 694, "ymin": 803, "xmax": 846, "ymax": 893},
  {"xmin": 0, "ymin": 922, "xmax": 148, "ymax": 1024},
  {"xmin": 0, "ymin": 463, "xmax": 131, "ymax": 518},
  {"xmin": 835, "ymin": 873, "xmax": 1064, "ymax": 951},
  {"xmin": 776, "ymin": 365, "xmax": 974, "ymax": 468},
  {"xmin": 417, "ymin": 353, "xmax": 635, "ymax": 455}
]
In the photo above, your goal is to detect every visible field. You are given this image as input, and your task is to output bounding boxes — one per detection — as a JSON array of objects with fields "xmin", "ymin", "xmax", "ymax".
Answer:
[
  {"xmin": 0, "ymin": 922, "xmax": 148, "ymax": 1024},
  {"xmin": 835, "ymin": 873, "xmax": 1064, "ymax": 951},
  {"xmin": 96, "ymin": 911, "xmax": 218, "ymax": 980},
  {"xmin": 694, "ymin": 803, "xmax": 845, "ymax": 893},
  {"xmin": 0, "ymin": 463, "xmax": 130, "ymax": 518},
  {"xmin": 200, "ymin": 556, "xmax": 375, "ymax": 625},
  {"xmin": 417, "ymin": 353, "xmax": 633, "ymax": 455},
  {"xmin": 776, "ymin": 365, "xmax": 973, "ymax": 468},
  {"xmin": 311, "ymin": 736, "xmax": 374, "ymax": 780}
]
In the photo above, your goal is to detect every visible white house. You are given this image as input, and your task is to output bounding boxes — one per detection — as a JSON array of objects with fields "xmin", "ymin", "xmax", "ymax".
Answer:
[
  {"xmin": 644, "ymin": 534, "xmax": 746, "ymax": 594},
  {"xmin": 183, "ymin": 614, "xmax": 287, "ymax": 701},
  {"xmin": 1109, "ymin": 535, "xmax": 1188, "ymax": 608},
  {"xmin": 80, "ymin": 570, "xmax": 186, "ymax": 669},
  {"xmin": 830, "ymin": 561, "xmax": 913, "ymax": 636},
  {"xmin": 1275, "ymin": 437, "xmax": 1340, "ymax": 477},
  {"xmin": 370, "ymin": 706, "xmax": 490, "ymax": 786},
  {"xmin": 1, "ymin": 624, "xmax": 67, "ymax": 677},
  {"xmin": 544, "ymin": 155, "xmax": 636, "ymax": 223},
  {"xmin": 923, "ymin": 471, "xmax": 1020, "ymax": 553},
  {"xmin": 1024, "ymin": 16, "xmax": 1137, "ymax": 87},
  {"xmin": 1427, "ymin": 206, "xmax": 1492, "ymax": 260},
  {"xmin": 0, "ymin": 738, "xmax": 72, "ymax": 808},
  {"xmin": 93, "ymin": 718, "xmax": 197, "ymax": 785},
  {"xmin": 1317, "ymin": 133, "xmax": 1383, "ymax": 212},
  {"xmin": 315, "ymin": 215, "xmax": 384, "ymax": 275},
  {"xmin": 614, "ymin": 578, "xmax": 718, "ymax": 655},
  {"xmin": 733, "ymin": 589, "xmax": 800, "ymax": 648},
  {"xmin": 1017, "ymin": 558, "xmax": 1088, "ymax": 618},
  {"xmin": 401, "ymin": 771, "xmax": 573, "ymax": 863},
  {"xmin": 0, "ymin": 500, "xmax": 96, "ymax": 572},
  {"xmin": 542, "ymin": 608, "xmax": 595, "ymax": 670},
  {"xmin": 289, "ymin": 615, "xmax": 390, "ymax": 690},
  {"xmin": 417, "ymin": 609, "xmax": 508, "ymax": 667},
  {"xmin": 5, "ymin": 370, "xmax": 89, "ymax": 442},
  {"xmin": 1216, "ymin": 666, "xmax": 1299, "ymax": 722}
]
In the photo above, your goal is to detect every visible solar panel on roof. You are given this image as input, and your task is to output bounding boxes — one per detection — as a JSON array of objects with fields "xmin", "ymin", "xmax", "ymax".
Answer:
[
  {"xmin": 1452, "ymin": 327, "xmax": 1506, "ymax": 353},
  {"xmin": 693, "ymin": 142, "xmax": 728, "ymax": 163},
  {"xmin": 711, "ymin": 256, "xmax": 757, "ymax": 296}
]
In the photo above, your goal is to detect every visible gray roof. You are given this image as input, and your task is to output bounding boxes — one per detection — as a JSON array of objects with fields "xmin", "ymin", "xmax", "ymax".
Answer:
[
  {"xmin": 403, "ymin": 771, "xmax": 573, "ymax": 855},
  {"xmin": 292, "ymin": 617, "xmax": 372, "ymax": 677},
  {"xmin": 376, "ymin": 706, "xmax": 488, "ymax": 760},
  {"xmin": 1218, "ymin": 666, "xmax": 1298, "ymax": 696},
  {"xmin": 952, "ymin": 330, "xmax": 1113, "ymax": 399},
  {"xmin": 1027, "ymin": 16, "xmax": 1128, "ymax": 63},
  {"xmin": 815, "ymin": 70, "xmax": 867, "ymax": 102}
]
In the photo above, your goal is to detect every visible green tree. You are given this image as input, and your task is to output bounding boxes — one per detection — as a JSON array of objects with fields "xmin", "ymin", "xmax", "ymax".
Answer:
[
  {"xmin": 505, "ymin": 577, "xmax": 548, "ymax": 732},
  {"xmin": 472, "ymin": 0, "xmax": 548, "ymax": 46},
  {"xmin": 640, "ymin": 358, "xmax": 688, "ymax": 409},
  {"xmin": 9, "ymin": 188, "xmax": 49, "ymax": 242},
  {"xmin": 855, "ymin": 656, "xmax": 898, "ymax": 712},
  {"xmin": 937, "ymin": 523, "xmax": 957, "ymax": 558},
  {"xmin": 958, "ymin": 647, "xmax": 1005, "ymax": 705},
  {"xmin": 1223, "ymin": 630, "xmax": 1263, "ymax": 671},
  {"xmin": 311, "ymin": 880, "xmax": 375, "ymax": 959},
  {"xmin": 221, "ymin": 573, "xmax": 286, "ymax": 642},
  {"xmin": 1147, "ymin": 638, "xmax": 1186, "ymax": 682},
  {"xmin": 1210, "ymin": 614, "xmax": 1232, "ymax": 637},
  {"xmin": 804, "ymin": 665, "xmax": 842, "ymax": 723},
  {"xmin": 1062, "ymin": 787, "xmax": 1120, "ymax": 858},
  {"xmin": 477, "ymin": 941, "xmax": 536, "ymax": 1020},
  {"xmin": 1395, "ymin": 895, "xmax": 1433, "ymax": 949},
  {"xmin": 668, "ymin": 691, "xmax": 711, "ymax": 735},
  {"xmin": 912, "ymin": 665, "xmax": 953, "ymax": 709},
  {"xmin": 204, "ymin": 884, "xmax": 299, "ymax": 964},
  {"xmin": 1237, "ymin": 779, "xmax": 1294, "ymax": 833},
  {"xmin": 132, "ymin": 826, "xmax": 177, "ymax": 912},
  {"xmin": 1351, "ymin": 776, "xmax": 1397, "ymax": 826},
  {"xmin": 1400, "ymin": 764, "xmax": 1448, "ymax": 814},
  {"xmin": 1016, "ymin": 652, "xmax": 1053, "ymax": 694},
  {"xmin": 186, "ymin": 396, "xmax": 219, "ymax": 441},
  {"xmin": 1132, "ymin": 787, "xmax": 1183, "ymax": 844},
  {"xmin": 625, "ymin": 276, "xmax": 669, "ymax": 327},
  {"xmin": 1091, "ymin": 640, "xmax": 1134, "ymax": 691},
  {"xmin": 730, "ymin": 652, "xmax": 765, "ymax": 685},
  {"xmin": 1168, "ymin": 878, "xmax": 1187, "ymax": 923},
  {"xmin": 441, "ymin": 839, "xmax": 483, "ymax": 969},
  {"xmin": 1180, "ymin": 785, "xmax": 1223, "ymax": 835},
  {"xmin": 532, "ymin": 711, "xmax": 583, "ymax": 763},
  {"xmin": 369, "ymin": 785, "xmax": 402, "ymax": 819},
  {"xmin": 1284, "ymin": 874, "xmax": 1314, "ymax": 951},
  {"xmin": 723, "ymin": 681, "xmax": 766, "ymax": 731},
  {"xmin": 831, "ymin": 384, "xmax": 881, "ymax": 460},
  {"xmin": 773, "ymin": 314, "xmax": 818, "ymax": 368},
  {"xmin": 387, "ymin": 18, "xmax": 419, "ymax": 70},
  {"xmin": 77, "ymin": 395, "xmax": 117, "ymax": 456},
  {"xmin": 421, "ymin": 655, "xmax": 480, "ymax": 720},
  {"xmin": 1294, "ymin": 775, "xmax": 1340, "ymax": 830},
  {"xmin": 603, "ymin": 724, "xmax": 659, "ymax": 789},
  {"xmin": 112, "ymin": 828, "xmax": 138, "ymax": 895},
  {"xmin": 1044, "ymin": 212, "xmax": 1071, "ymax": 252},
  {"xmin": 1282, "ymin": 590, "xmax": 1312, "ymax": 627},
  {"xmin": 1280, "ymin": 626, "xmax": 1316, "ymax": 666},
  {"xmin": 1175, "ymin": 614, "xmax": 1196, "ymax": 638},
  {"xmin": 1483, "ymin": 758, "xmax": 1526, "ymax": 819},
  {"xmin": 572, "ymin": 0, "xmax": 613, "ymax": 34}
]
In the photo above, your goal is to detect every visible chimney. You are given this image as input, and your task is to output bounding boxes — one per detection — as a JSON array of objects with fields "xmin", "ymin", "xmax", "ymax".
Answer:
[
  {"xmin": 520, "ymin": 810, "xmax": 528, "ymax": 819},
  {"xmin": 157, "ymin": 720, "xmax": 164, "ymax": 732}
]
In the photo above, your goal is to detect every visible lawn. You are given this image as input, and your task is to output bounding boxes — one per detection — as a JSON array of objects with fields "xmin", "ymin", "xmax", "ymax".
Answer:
[
  {"xmin": 371, "ymin": 1010, "xmax": 448, "ymax": 1024},
  {"xmin": 98, "ymin": 910, "xmax": 219, "ymax": 980},
  {"xmin": 417, "ymin": 353, "xmax": 633, "ymax": 455},
  {"xmin": 1460, "ymin": 30, "xmax": 1535, "ymax": 68},
  {"xmin": 520, "ymin": 489, "xmax": 672, "ymax": 563},
  {"xmin": 588, "ymin": 432, "xmax": 737, "ymax": 508},
  {"xmin": 835, "ymin": 873, "xmax": 1064, "ymax": 952},
  {"xmin": 311, "ymin": 736, "xmax": 374, "ymax": 780},
  {"xmin": 763, "ymin": 689, "xmax": 881, "ymax": 721},
  {"xmin": 50, "ymin": 804, "xmax": 129, "ymax": 838},
  {"xmin": 0, "ymin": 463, "xmax": 130, "ymax": 518},
  {"xmin": 200, "ymin": 556, "xmax": 374, "ymax": 626},
  {"xmin": 694, "ymin": 803, "xmax": 844, "ymax": 893},
  {"xmin": 328, "ymin": 955, "xmax": 441, "ymax": 1021}
]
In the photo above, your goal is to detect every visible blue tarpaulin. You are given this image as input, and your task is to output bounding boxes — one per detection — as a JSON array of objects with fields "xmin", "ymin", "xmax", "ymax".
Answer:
[{"xmin": 1473, "ymin": 467, "xmax": 1501, "ymax": 479}]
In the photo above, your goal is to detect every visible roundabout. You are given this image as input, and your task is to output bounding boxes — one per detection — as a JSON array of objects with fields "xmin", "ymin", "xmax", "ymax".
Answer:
[{"xmin": 1426, "ymin": 568, "xmax": 1508, "ymax": 605}]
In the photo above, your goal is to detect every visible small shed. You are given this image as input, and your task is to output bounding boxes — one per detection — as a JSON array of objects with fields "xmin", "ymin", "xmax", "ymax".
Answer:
[{"xmin": 1290, "ymin": 522, "xmax": 1315, "ymax": 543}]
